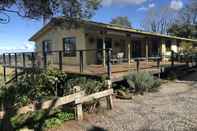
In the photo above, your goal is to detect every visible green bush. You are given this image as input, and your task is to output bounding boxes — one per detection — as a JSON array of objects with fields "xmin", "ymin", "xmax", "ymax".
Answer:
[
  {"xmin": 65, "ymin": 76, "xmax": 105, "ymax": 95},
  {"xmin": 11, "ymin": 109, "xmax": 74, "ymax": 130},
  {"xmin": 125, "ymin": 72, "xmax": 161, "ymax": 94},
  {"xmin": 0, "ymin": 69, "xmax": 105, "ymax": 109},
  {"xmin": 0, "ymin": 69, "xmax": 106, "ymax": 129}
]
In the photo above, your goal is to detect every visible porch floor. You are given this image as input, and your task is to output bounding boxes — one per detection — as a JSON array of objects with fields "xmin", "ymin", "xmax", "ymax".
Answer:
[{"xmin": 50, "ymin": 61, "xmax": 186, "ymax": 82}]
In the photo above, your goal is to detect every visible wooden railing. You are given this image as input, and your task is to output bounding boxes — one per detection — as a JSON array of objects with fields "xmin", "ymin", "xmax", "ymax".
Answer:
[
  {"xmin": 0, "ymin": 48, "xmax": 164, "ymax": 83},
  {"xmin": 0, "ymin": 81, "xmax": 113, "ymax": 121}
]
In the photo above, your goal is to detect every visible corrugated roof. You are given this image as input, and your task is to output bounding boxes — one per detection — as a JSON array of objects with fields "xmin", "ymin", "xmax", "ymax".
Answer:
[{"xmin": 29, "ymin": 17, "xmax": 197, "ymax": 43}]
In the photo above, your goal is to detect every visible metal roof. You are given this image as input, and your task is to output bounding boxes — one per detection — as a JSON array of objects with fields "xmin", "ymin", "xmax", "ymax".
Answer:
[{"xmin": 29, "ymin": 17, "xmax": 197, "ymax": 43}]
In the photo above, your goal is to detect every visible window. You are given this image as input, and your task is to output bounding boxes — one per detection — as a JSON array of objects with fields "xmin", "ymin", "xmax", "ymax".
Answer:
[
  {"xmin": 42, "ymin": 40, "xmax": 52, "ymax": 53},
  {"xmin": 63, "ymin": 37, "xmax": 76, "ymax": 57},
  {"xmin": 166, "ymin": 40, "xmax": 171, "ymax": 52}
]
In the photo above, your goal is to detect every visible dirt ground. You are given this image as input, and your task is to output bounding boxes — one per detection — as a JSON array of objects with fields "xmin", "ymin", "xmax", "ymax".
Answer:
[{"xmin": 49, "ymin": 72, "xmax": 197, "ymax": 131}]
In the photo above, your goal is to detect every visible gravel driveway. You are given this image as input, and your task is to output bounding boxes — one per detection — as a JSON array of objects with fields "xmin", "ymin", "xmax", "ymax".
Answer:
[{"xmin": 51, "ymin": 73, "xmax": 197, "ymax": 131}]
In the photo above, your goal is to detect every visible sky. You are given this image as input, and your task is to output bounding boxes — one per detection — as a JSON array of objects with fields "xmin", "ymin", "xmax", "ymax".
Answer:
[{"xmin": 0, "ymin": 0, "xmax": 188, "ymax": 53}]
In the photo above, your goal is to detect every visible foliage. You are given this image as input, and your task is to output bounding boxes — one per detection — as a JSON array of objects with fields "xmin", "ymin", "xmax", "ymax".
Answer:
[
  {"xmin": 167, "ymin": 0, "xmax": 197, "ymax": 38},
  {"xmin": 0, "ymin": 69, "xmax": 67, "ymax": 108},
  {"xmin": 65, "ymin": 76, "xmax": 105, "ymax": 95},
  {"xmin": 0, "ymin": 69, "xmax": 106, "ymax": 129},
  {"xmin": 0, "ymin": 69, "xmax": 105, "ymax": 109},
  {"xmin": 11, "ymin": 108, "xmax": 74, "ymax": 130},
  {"xmin": 43, "ymin": 111, "xmax": 74, "ymax": 129},
  {"xmin": 125, "ymin": 72, "xmax": 161, "ymax": 94},
  {"xmin": 167, "ymin": 23, "xmax": 196, "ymax": 38},
  {"xmin": 0, "ymin": 0, "xmax": 102, "ymax": 22},
  {"xmin": 110, "ymin": 16, "xmax": 132, "ymax": 28},
  {"xmin": 167, "ymin": 71, "xmax": 177, "ymax": 81}
]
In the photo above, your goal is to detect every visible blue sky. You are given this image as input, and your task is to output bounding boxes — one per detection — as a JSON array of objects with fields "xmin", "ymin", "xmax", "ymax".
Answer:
[{"xmin": 0, "ymin": 0, "xmax": 187, "ymax": 53}]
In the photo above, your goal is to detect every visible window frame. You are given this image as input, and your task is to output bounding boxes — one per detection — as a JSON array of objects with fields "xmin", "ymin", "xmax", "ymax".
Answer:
[
  {"xmin": 63, "ymin": 37, "xmax": 77, "ymax": 57},
  {"xmin": 42, "ymin": 40, "xmax": 53, "ymax": 53}
]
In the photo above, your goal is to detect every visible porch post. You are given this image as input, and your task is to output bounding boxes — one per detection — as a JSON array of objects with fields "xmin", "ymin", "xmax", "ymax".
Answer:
[
  {"xmin": 161, "ymin": 39, "xmax": 166, "ymax": 62},
  {"xmin": 145, "ymin": 38, "xmax": 149, "ymax": 61},
  {"xmin": 128, "ymin": 43, "xmax": 131, "ymax": 65},
  {"xmin": 102, "ymin": 32, "xmax": 106, "ymax": 67}
]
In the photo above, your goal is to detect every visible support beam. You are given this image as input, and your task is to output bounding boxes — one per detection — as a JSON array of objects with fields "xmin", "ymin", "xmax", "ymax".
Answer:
[
  {"xmin": 3, "ymin": 54, "xmax": 6, "ymax": 82},
  {"xmin": 161, "ymin": 39, "xmax": 166, "ymax": 62},
  {"xmin": 145, "ymin": 38, "xmax": 149, "ymax": 61},
  {"xmin": 102, "ymin": 34, "xmax": 106, "ymax": 67},
  {"xmin": 128, "ymin": 43, "xmax": 131, "ymax": 65}
]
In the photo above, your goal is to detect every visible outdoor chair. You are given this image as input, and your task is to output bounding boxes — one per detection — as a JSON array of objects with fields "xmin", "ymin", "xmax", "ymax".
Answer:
[{"xmin": 112, "ymin": 52, "xmax": 125, "ymax": 64}]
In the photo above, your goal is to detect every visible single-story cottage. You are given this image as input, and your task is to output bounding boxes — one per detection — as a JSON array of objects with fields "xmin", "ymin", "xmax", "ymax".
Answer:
[{"xmin": 29, "ymin": 17, "xmax": 197, "ymax": 68}]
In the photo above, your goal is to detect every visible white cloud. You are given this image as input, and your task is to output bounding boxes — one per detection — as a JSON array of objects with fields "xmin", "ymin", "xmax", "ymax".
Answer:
[
  {"xmin": 24, "ymin": 42, "xmax": 35, "ymax": 51},
  {"xmin": 170, "ymin": 0, "xmax": 183, "ymax": 10},
  {"xmin": 137, "ymin": 3, "xmax": 155, "ymax": 11},
  {"xmin": 0, "ymin": 42, "xmax": 35, "ymax": 54},
  {"xmin": 102, "ymin": 0, "xmax": 148, "ymax": 6},
  {"xmin": 137, "ymin": 6, "xmax": 148, "ymax": 11},
  {"xmin": 149, "ymin": 3, "xmax": 155, "ymax": 8}
]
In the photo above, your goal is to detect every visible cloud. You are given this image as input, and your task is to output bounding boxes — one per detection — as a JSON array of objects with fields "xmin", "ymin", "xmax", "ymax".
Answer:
[
  {"xmin": 0, "ymin": 42, "xmax": 35, "ymax": 54},
  {"xmin": 170, "ymin": 0, "xmax": 183, "ymax": 10},
  {"xmin": 102, "ymin": 0, "xmax": 148, "ymax": 6},
  {"xmin": 137, "ymin": 6, "xmax": 148, "ymax": 11},
  {"xmin": 137, "ymin": 3, "xmax": 155, "ymax": 11},
  {"xmin": 149, "ymin": 3, "xmax": 155, "ymax": 8}
]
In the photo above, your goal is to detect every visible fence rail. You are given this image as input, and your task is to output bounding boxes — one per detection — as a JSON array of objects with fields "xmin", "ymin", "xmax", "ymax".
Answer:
[
  {"xmin": 3, "ymin": 49, "xmax": 193, "ymax": 83},
  {"xmin": 0, "ymin": 82, "xmax": 113, "ymax": 121}
]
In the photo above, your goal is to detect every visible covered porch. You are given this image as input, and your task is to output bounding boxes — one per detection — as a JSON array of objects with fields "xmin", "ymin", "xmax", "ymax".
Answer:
[{"xmin": 84, "ymin": 27, "xmax": 164, "ymax": 67}]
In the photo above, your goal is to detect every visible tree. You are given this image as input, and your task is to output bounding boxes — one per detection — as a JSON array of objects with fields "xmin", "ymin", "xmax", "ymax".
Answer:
[
  {"xmin": 141, "ymin": 6, "xmax": 176, "ymax": 34},
  {"xmin": 0, "ymin": 0, "xmax": 102, "ymax": 24},
  {"xmin": 167, "ymin": 23, "xmax": 197, "ymax": 38},
  {"xmin": 110, "ymin": 16, "xmax": 132, "ymax": 28},
  {"xmin": 167, "ymin": 0, "xmax": 197, "ymax": 38}
]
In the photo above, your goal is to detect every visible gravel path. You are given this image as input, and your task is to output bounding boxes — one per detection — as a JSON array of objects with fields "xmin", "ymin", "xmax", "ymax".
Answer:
[{"xmin": 50, "ymin": 73, "xmax": 197, "ymax": 131}]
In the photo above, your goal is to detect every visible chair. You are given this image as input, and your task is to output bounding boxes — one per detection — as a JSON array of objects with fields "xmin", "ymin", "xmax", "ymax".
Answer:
[{"xmin": 117, "ymin": 52, "xmax": 124, "ymax": 64}]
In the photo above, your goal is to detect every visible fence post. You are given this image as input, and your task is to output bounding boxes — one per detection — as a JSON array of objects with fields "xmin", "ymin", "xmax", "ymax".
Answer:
[
  {"xmin": 3, "ymin": 53, "xmax": 6, "ymax": 82},
  {"xmin": 22, "ymin": 53, "xmax": 26, "ymax": 68},
  {"xmin": 106, "ymin": 80, "xmax": 113, "ymax": 110},
  {"xmin": 136, "ymin": 59, "xmax": 140, "ymax": 72},
  {"xmin": 8, "ymin": 53, "xmax": 11, "ymax": 65},
  {"xmin": 157, "ymin": 58, "xmax": 160, "ymax": 69},
  {"xmin": 79, "ymin": 51, "xmax": 84, "ymax": 73},
  {"xmin": 74, "ymin": 86, "xmax": 83, "ymax": 121},
  {"xmin": 43, "ymin": 51, "xmax": 47, "ymax": 69},
  {"xmin": 107, "ymin": 48, "xmax": 112, "ymax": 80},
  {"xmin": 59, "ymin": 51, "xmax": 63, "ymax": 71},
  {"xmin": 171, "ymin": 50, "xmax": 174, "ymax": 68},
  {"xmin": 31, "ymin": 52, "xmax": 35, "ymax": 68},
  {"xmin": 14, "ymin": 53, "xmax": 18, "ymax": 81}
]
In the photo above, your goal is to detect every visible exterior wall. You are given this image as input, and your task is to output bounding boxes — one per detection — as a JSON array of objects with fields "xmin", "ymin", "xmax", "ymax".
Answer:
[
  {"xmin": 34, "ymin": 26, "xmax": 86, "ymax": 65},
  {"xmin": 171, "ymin": 40, "xmax": 178, "ymax": 53},
  {"xmin": 161, "ymin": 39, "xmax": 167, "ymax": 61}
]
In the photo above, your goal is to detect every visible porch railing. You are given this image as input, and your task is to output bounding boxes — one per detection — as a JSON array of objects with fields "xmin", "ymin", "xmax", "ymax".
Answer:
[{"xmin": 0, "ymin": 48, "xmax": 165, "ymax": 83}]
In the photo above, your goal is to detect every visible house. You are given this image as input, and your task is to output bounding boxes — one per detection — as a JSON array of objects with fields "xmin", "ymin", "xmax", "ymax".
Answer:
[{"xmin": 29, "ymin": 17, "xmax": 197, "ymax": 77}]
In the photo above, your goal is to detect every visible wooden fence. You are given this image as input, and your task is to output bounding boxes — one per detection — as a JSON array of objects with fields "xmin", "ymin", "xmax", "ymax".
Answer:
[
  {"xmin": 0, "ymin": 80, "xmax": 113, "ymax": 121},
  {"xmin": 1, "ymin": 48, "xmax": 163, "ymax": 83}
]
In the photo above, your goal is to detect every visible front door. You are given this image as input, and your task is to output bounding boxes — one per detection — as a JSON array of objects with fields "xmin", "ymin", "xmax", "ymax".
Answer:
[{"xmin": 96, "ymin": 38, "xmax": 112, "ymax": 64}]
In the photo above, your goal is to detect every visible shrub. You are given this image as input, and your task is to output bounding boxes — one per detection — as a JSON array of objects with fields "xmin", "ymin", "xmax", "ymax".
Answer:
[
  {"xmin": 65, "ymin": 76, "xmax": 105, "ymax": 95},
  {"xmin": 0, "ymin": 69, "xmax": 106, "ymax": 129},
  {"xmin": 11, "ymin": 109, "xmax": 74, "ymax": 130},
  {"xmin": 125, "ymin": 72, "xmax": 161, "ymax": 94}
]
